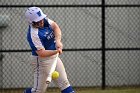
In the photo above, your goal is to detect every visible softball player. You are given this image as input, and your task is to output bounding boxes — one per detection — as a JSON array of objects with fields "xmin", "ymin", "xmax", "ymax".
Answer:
[{"xmin": 24, "ymin": 7, "xmax": 75, "ymax": 93}]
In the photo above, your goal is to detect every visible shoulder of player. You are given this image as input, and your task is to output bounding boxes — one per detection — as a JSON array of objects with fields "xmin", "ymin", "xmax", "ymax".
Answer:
[
  {"xmin": 29, "ymin": 26, "xmax": 39, "ymax": 37},
  {"xmin": 45, "ymin": 18, "xmax": 55, "ymax": 25}
]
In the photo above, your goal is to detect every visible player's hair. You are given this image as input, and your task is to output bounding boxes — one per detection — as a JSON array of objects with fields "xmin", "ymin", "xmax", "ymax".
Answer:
[
  {"xmin": 32, "ymin": 19, "xmax": 44, "ymax": 28},
  {"xmin": 32, "ymin": 21, "xmax": 40, "ymax": 28}
]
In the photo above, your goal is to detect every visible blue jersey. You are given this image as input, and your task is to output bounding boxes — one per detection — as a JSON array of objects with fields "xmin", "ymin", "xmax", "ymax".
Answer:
[{"xmin": 27, "ymin": 18, "xmax": 56, "ymax": 56}]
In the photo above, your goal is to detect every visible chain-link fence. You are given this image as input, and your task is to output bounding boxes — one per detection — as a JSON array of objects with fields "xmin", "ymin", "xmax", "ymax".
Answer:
[{"xmin": 0, "ymin": 0, "xmax": 140, "ymax": 92}]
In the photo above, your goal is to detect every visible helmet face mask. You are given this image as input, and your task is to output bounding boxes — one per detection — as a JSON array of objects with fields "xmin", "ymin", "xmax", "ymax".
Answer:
[{"xmin": 25, "ymin": 7, "xmax": 46, "ymax": 24}]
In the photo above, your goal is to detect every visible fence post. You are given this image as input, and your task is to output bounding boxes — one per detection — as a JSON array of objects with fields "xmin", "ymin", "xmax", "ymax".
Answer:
[{"xmin": 102, "ymin": 0, "xmax": 106, "ymax": 90}]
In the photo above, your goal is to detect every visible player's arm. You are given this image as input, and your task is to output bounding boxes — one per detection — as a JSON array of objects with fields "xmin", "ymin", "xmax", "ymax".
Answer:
[
  {"xmin": 36, "ymin": 48, "xmax": 60, "ymax": 57},
  {"xmin": 50, "ymin": 20, "xmax": 63, "ymax": 54},
  {"xmin": 51, "ymin": 21, "xmax": 62, "ymax": 43}
]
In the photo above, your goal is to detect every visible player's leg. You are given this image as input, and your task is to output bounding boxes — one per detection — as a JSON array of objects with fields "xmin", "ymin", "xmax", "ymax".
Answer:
[
  {"xmin": 54, "ymin": 57, "xmax": 75, "ymax": 93},
  {"xmin": 31, "ymin": 56, "xmax": 57, "ymax": 93},
  {"xmin": 31, "ymin": 57, "xmax": 49, "ymax": 93},
  {"xmin": 23, "ymin": 57, "xmax": 48, "ymax": 93}
]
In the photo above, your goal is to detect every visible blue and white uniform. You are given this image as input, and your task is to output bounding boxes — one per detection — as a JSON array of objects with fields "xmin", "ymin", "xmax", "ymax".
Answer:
[
  {"xmin": 26, "ymin": 18, "xmax": 74, "ymax": 93},
  {"xmin": 25, "ymin": 7, "xmax": 75, "ymax": 93},
  {"xmin": 27, "ymin": 18, "xmax": 56, "ymax": 56}
]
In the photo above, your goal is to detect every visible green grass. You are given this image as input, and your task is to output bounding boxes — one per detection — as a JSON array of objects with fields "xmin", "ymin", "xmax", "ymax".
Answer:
[
  {"xmin": 75, "ymin": 88, "xmax": 140, "ymax": 93},
  {"xmin": 0, "ymin": 87, "xmax": 140, "ymax": 93},
  {"xmin": 47, "ymin": 87, "xmax": 140, "ymax": 93}
]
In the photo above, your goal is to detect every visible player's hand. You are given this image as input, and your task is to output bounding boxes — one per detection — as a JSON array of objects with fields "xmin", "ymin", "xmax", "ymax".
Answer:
[
  {"xmin": 56, "ymin": 41, "xmax": 63, "ymax": 50},
  {"xmin": 57, "ymin": 48, "xmax": 63, "ymax": 55}
]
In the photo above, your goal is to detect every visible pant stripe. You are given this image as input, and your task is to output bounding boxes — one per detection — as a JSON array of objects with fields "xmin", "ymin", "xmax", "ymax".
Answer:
[{"xmin": 35, "ymin": 57, "xmax": 39, "ymax": 92}]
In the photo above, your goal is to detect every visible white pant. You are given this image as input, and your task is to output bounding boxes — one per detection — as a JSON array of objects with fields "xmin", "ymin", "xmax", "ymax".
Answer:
[{"xmin": 31, "ymin": 56, "xmax": 70, "ymax": 93}]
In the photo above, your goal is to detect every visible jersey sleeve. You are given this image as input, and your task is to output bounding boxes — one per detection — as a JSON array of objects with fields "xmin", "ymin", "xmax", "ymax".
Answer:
[{"xmin": 30, "ymin": 31, "xmax": 44, "ymax": 51}]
